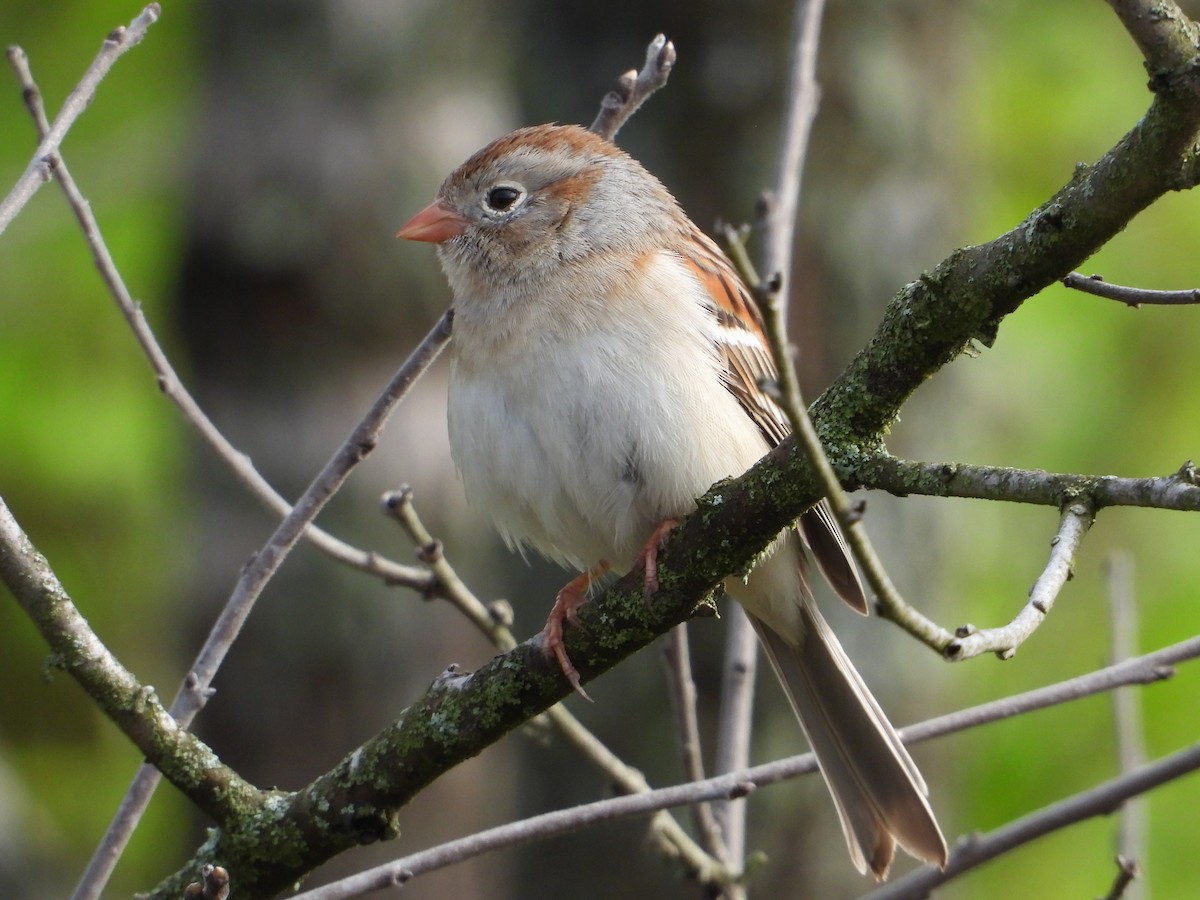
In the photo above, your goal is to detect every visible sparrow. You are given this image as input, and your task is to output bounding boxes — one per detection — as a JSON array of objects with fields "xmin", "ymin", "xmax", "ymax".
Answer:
[{"xmin": 398, "ymin": 122, "xmax": 947, "ymax": 878}]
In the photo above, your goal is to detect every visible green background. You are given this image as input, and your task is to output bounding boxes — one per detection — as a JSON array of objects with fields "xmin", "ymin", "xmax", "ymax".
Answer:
[{"xmin": 1, "ymin": 1, "xmax": 1198, "ymax": 897}]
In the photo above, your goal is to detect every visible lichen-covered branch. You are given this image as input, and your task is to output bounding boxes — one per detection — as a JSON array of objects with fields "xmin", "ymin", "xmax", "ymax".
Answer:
[
  {"xmin": 809, "ymin": 52, "xmax": 1200, "ymax": 451},
  {"xmin": 0, "ymin": 500, "xmax": 261, "ymax": 822}
]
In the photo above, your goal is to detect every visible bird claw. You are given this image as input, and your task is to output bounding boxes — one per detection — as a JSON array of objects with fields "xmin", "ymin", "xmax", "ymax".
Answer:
[
  {"xmin": 541, "ymin": 564, "xmax": 608, "ymax": 702},
  {"xmin": 634, "ymin": 518, "xmax": 680, "ymax": 599}
]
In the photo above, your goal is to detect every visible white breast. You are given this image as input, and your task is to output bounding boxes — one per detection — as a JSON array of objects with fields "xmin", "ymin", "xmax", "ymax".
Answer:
[{"xmin": 446, "ymin": 251, "xmax": 770, "ymax": 571}]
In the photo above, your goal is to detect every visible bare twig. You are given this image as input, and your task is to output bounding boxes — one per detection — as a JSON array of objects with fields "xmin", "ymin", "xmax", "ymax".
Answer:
[
  {"xmin": 588, "ymin": 34, "xmax": 676, "ymax": 141},
  {"xmin": 1107, "ymin": 552, "xmax": 1146, "ymax": 900},
  {"xmin": 537, "ymin": 703, "xmax": 727, "ymax": 886},
  {"xmin": 6, "ymin": 39, "xmax": 432, "ymax": 595},
  {"xmin": 0, "ymin": 6, "xmax": 160, "ymax": 235},
  {"xmin": 755, "ymin": 262, "xmax": 955, "ymax": 653},
  {"xmin": 732, "ymin": 0, "xmax": 949, "ymax": 664},
  {"xmin": 383, "ymin": 487, "xmax": 516, "ymax": 650},
  {"xmin": 89, "ymin": 312, "xmax": 451, "ymax": 900},
  {"xmin": 712, "ymin": 606, "xmax": 759, "ymax": 869},
  {"xmin": 859, "ymin": 455, "xmax": 1200, "ymax": 513},
  {"xmin": 6, "ymin": 45, "xmax": 454, "ymax": 900},
  {"xmin": 711, "ymin": 226, "xmax": 765, "ymax": 877},
  {"xmin": 662, "ymin": 625, "xmax": 728, "ymax": 860},
  {"xmin": 759, "ymin": 0, "xmax": 828, "ymax": 304},
  {"xmin": 863, "ymin": 740, "xmax": 1200, "ymax": 900},
  {"xmin": 293, "ymin": 631, "xmax": 1200, "ymax": 900},
  {"xmin": 946, "ymin": 499, "xmax": 1095, "ymax": 660},
  {"xmin": 71, "ymin": 312, "xmax": 452, "ymax": 900},
  {"xmin": 1062, "ymin": 272, "xmax": 1200, "ymax": 306},
  {"xmin": 704, "ymin": 5, "xmax": 832, "ymax": 875},
  {"xmin": 1101, "ymin": 855, "xmax": 1142, "ymax": 900}
]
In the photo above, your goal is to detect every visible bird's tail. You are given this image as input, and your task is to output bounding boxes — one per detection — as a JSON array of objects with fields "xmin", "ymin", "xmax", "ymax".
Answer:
[{"xmin": 749, "ymin": 604, "xmax": 948, "ymax": 879}]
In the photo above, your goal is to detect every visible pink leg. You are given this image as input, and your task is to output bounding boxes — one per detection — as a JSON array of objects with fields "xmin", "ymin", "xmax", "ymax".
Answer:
[
  {"xmin": 633, "ymin": 518, "xmax": 680, "ymax": 597},
  {"xmin": 542, "ymin": 561, "xmax": 609, "ymax": 700}
]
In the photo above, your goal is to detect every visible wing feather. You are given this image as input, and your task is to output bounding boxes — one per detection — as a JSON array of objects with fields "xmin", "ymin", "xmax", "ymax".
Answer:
[{"xmin": 676, "ymin": 227, "xmax": 867, "ymax": 613}]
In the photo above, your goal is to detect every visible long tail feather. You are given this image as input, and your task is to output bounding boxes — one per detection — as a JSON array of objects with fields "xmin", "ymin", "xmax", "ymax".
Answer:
[{"xmin": 749, "ymin": 605, "xmax": 947, "ymax": 879}]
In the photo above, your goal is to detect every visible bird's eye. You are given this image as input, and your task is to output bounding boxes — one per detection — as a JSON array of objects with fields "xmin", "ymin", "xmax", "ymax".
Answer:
[{"xmin": 484, "ymin": 184, "xmax": 523, "ymax": 213}]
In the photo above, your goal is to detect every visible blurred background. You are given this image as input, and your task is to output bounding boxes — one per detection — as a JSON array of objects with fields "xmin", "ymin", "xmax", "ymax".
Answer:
[{"xmin": 2, "ymin": 0, "xmax": 1199, "ymax": 897}]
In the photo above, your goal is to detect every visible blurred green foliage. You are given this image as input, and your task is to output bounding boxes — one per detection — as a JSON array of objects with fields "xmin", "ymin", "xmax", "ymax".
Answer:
[
  {"xmin": 0, "ymin": 2, "xmax": 199, "ymax": 896},
  {"xmin": 0, "ymin": 0, "xmax": 1198, "ymax": 898}
]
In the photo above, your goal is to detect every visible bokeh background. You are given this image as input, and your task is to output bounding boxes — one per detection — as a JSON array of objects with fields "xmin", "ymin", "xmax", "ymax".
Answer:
[{"xmin": 2, "ymin": 1, "xmax": 1199, "ymax": 897}]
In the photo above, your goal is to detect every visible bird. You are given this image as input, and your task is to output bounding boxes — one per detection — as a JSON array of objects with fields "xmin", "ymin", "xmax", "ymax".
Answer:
[{"xmin": 397, "ymin": 122, "xmax": 947, "ymax": 879}]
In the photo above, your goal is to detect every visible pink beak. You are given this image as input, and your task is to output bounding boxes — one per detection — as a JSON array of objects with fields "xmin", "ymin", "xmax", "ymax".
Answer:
[{"xmin": 397, "ymin": 199, "xmax": 470, "ymax": 243}]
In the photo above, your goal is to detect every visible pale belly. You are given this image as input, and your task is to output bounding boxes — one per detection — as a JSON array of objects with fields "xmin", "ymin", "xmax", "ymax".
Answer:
[{"xmin": 446, "ymin": 320, "xmax": 769, "ymax": 572}]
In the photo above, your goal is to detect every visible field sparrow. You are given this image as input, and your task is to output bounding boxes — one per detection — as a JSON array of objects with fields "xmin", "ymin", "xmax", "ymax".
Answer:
[{"xmin": 399, "ymin": 123, "xmax": 947, "ymax": 878}]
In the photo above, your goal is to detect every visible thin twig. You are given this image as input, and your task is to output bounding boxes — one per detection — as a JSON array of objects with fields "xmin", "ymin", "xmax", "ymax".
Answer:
[
  {"xmin": 172, "ymin": 306, "xmax": 453, "ymax": 710},
  {"xmin": 728, "ymin": 0, "xmax": 946, "ymax": 664},
  {"xmin": 1107, "ymin": 551, "xmax": 1146, "ymax": 900},
  {"xmin": 712, "ymin": 605, "xmax": 759, "ymax": 870},
  {"xmin": 588, "ymin": 34, "xmax": 676, "ymax": 141},
  {"xmin": 755, "ymin": 263, "xmax": 952, "ymax": 653},
  {"xmin": 6, "ymin": 46, "xmax": 456, "ymax": 899},
  {"xmin": 947, "ymin": 498, "xmax": 1095, "ymax": 660},
  {"xmin": 858, "ymin": 456, "xmax": 1200, "ymax": 513},
  {"xmin": 72, "ymin": 312, "xmax": 452, "ymax": 900},
  {"xmin": 1063, "ymin": 272, "xmax": 1200, "ymax": 306},
  {"xmin": 706, "ymin": 4, "xmax": 832, "ymax": 875},
  {"xmin": 759, "ymin": 0, "xmax": 827, "ymax": 311},
  {"xmin": 662, "ymin": 625, "xmax": 728, "ymax": 859},
  {"xmin": 538, "ymin": 703, "xmax": 728, "ymax": 886},
  {"xmin": 863, "ymin": 740, "xmax": 1200, "ymax": 900},
  {"xmin": 383, "ymin": 487, "xmax": 516, "ymax": 650},
  {"xmin": 0, "ymin": 6, "xmax": 160, "ymax": 235},
  {"xmin": 6, "ymin": 37, "xmax": 432, "ymax": 595},
  {"xmin": 1100, "ymin": 855, "xmax": 1142, "ymax": 900},
  {"xmin": 292, "ymin": 631, "xmax": 1200, "ymax": 900}
]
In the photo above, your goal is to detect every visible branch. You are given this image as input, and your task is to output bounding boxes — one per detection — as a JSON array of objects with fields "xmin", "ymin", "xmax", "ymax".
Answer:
[
  {"xmin": 1106, "ymin": 0, "xmax": 1200, "ymax": 75},
  {"xmin": 6, "ymin": 39, "xmax": 431, "ymax": 596},
  {"xmin": 1063, "ymin": 271, "xmax": 1200, "ymax": 306},
  {"xmin": 283, "ymin": 630, "xmax": 1200, "ymax": 900},
  {"xmin": 146, "ymin": 551, "xmax": 1200, "ymax": 899},
  {"xmin": 588, "ymin": 34, "xmax": 676, "ymax": 141},
  {"xmin": 758, "ymin": 0, "xmax": 827, "ymax": 305},
  {"xmin": 1101, "ymin": 856, "xmax": 1142, "ymax": 900},
  {"xmin": 945, "ymin": 498, "xmax": 1095, "ymax": 660},
  {"xmin": 862, "ymin": 740, "xmax": 1200, "ymax": 900},
  {"xmin": 808, "ymin": 15, "xmax": 1200, "ymax": 448},
  {"xmin": 734, "ymin": 0, "xmax": 948, "ymax": 669},
  {"xmin": 0, "ymin": 5, "xmax": 160, "ymax": 235},
  {"xmin": 382, "ymin": 488, "xmax": 725, "ymax": 883},
  {"xmin": 5, "ymin": 44, "xmax": 454, "ymax": 899},
  {"xmin": 855, "ymin": 456, "xmax": 1200, "ymax": 513},
  {"xmin": 383, "ymin": 487, "xmax": 516, "ymax": 650},
  {"xmin": 711, "ymin": 608, "xmax": 759, "ymax": 867},
  {"xmin": 0, "ymin": 500, "xmax": 259, "ymax": 821},
  {"xmin": 714, "ymin": 0, "xmax": 830, "ymax": 850},
  {"xmin": 1107, "ymin": 552, "xmax": 1147, "ymax": 900},
  {"xmin": 661, "ymin": 625, "xmax": 728, "ymax": 861}
]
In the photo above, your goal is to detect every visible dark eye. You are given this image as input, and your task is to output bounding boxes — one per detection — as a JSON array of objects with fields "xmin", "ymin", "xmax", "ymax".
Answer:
[{"xmin": 484, "ymin": 184, "xmax": 523, "ymax": 213}]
